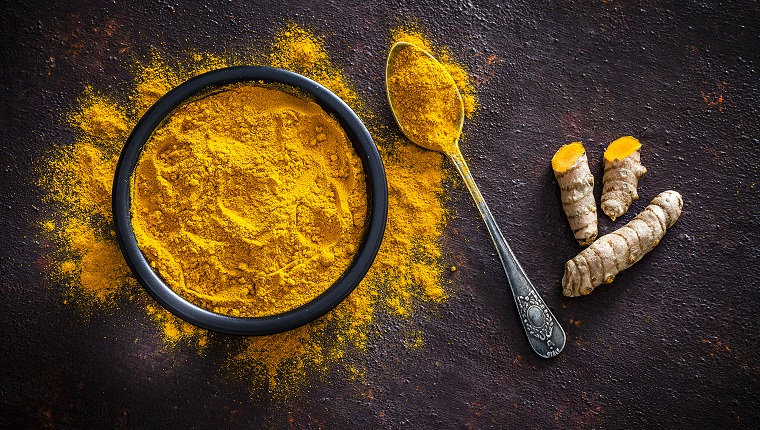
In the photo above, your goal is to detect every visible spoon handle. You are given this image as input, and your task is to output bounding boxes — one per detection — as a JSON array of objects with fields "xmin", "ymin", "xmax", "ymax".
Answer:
[{"xmin": 448, "ymin": 149, "xmax": 565, "ymax": 358}]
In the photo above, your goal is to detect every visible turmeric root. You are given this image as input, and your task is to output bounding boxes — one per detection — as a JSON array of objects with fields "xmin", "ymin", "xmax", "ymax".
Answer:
[
  {"xmin": 552, "ymin": 142, "xmax": 597, "ymax": 246},
  {"xmin": 601, "ymin": 136, "xmax": 647, "ymax": 221},
  {"xmin": 562, "ymin": 190, "xmax": 682, "ymax": 297}
]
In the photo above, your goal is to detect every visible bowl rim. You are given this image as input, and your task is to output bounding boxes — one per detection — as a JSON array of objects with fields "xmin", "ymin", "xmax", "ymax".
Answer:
[{"xmin": 112, "ymin": 66, "xmax": 387, "ymax": 335}]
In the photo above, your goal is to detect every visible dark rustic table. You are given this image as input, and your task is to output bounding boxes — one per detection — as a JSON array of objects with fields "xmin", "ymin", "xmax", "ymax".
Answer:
[{"xmin": 2, "ymin": 1, "xmax": 759, "ymax": 428}]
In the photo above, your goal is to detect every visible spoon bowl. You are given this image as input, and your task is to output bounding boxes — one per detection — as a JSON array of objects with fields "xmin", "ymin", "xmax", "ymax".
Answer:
[
  {"xmin": 386, "ymin": 42, "xmax": 565, "ymax": 358},
  {"xmin": 386, "ymin": 41, "xmax": 465, "ymax": 154}
]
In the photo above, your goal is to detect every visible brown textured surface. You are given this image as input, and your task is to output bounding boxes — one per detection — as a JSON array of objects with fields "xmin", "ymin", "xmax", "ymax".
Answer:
[{"xmin": 1, "ymin": 1, "xmax": 759, "ymax": 428}]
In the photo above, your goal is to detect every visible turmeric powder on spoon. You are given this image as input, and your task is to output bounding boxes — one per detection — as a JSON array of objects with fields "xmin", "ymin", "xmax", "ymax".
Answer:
[
  {"xmin": 385, "ymin": 44, "xmax": 463, "ymax": 154},
  {"xmin": 131, "ymin": 83, "xmax": 367, "ymax": 317}
]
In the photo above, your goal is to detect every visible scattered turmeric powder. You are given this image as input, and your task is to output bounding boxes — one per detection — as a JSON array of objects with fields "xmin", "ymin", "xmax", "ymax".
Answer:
[
  {"xmin": 38, "ymin": 89, "xmax": 137, "ymax": 303},
  {"xmin": 552, "ymin": 142, "xmax": 598, "ymax": 246},
  {"xmin": 268, "ymin": 24, "xmax": 359, "ymax": 108},
  {"xmin": 562, "ymin": 190, "xmax": 683, "ymax": 297},
  {"xmin": 38, "ymin": 23, "xmax": 466, "ymax": 398},
  {"xmin": 601, "ymin": 136, "xmax": 647, "ymax": 221},
  {"xmin": 131, "ymin": 84, "xmax": 366, "ymax": 317}
]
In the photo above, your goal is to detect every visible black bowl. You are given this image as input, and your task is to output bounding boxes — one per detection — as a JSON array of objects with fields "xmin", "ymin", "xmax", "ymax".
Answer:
[{"xmin": 112, "ymin": 66, "xmax": 387, "ymax": 335}]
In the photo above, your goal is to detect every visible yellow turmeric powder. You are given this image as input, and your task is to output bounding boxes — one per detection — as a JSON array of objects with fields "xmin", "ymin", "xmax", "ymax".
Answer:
[
  {"xmin": 131, "ymin": 84, "xmax": 366, "ymax": 317},
  {"xmin": 39, "ymin": 89, "xmax": 137, "ymax": 303},
  {"xmin": 391, "ymin": 25, "xmax": 477, "ymax": 118},
  {"xmin": 38, "ymin": 23, "xmax": 472, "ymax": 398},
  {"xmin": 387, "ymin": 43, "xmax": 463, "ymax": 153}
]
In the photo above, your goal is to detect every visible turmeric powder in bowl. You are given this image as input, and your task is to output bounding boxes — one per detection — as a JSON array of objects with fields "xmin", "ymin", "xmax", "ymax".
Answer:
[{"xmin": 113, "ymin": 66, "xmax": 387, "ymax": 334}]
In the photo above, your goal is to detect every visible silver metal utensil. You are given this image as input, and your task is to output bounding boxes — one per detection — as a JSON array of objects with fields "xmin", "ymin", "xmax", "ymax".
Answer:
[{"xmin": 386, "ymin": 41, "xmax": 565, "ymax": 358}]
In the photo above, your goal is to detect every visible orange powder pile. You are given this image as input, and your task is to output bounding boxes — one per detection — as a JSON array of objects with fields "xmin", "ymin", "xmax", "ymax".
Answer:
[
  {"xmin": 387, "ymin": 43, "xmax": 464, "ymax": 153},
  {"xmin": 391, "ymin": 25, "xmax": 477, "ymax": 118},
  {"xmin": 131, "ymin": 84, "xmax": 366, "ymax": 317},
  {"xmin": 38, "ymin": 23, "xmax": 475, "ymax": 397}
]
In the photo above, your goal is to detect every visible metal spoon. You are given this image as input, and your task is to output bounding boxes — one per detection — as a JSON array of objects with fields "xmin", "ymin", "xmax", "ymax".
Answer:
[{"xmin": 386, "ymin": 42, "xmax": 565, "ymax": 358}]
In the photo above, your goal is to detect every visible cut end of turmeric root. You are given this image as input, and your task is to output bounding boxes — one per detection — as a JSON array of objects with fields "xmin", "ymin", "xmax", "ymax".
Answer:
[
  {"xmin": 603, "ymin": 136, "xmax": 641, "ymax": 162},
  {"xmin": 552, "ymin": 142, "xmax": 586, "ymax": 172}
]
